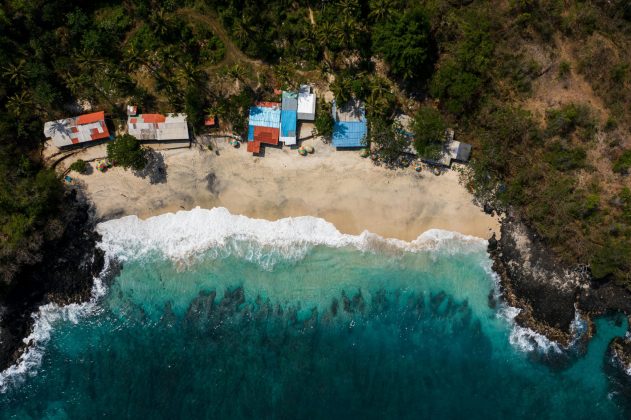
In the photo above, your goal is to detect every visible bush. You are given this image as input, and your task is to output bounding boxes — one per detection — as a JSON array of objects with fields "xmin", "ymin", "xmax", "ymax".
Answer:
[
  {"xmin": 314, "ymin": 100, "xmax": 334, "ymax": 140},
  {"xmin": 545, "ymin": 103, "xmax": 596, "ymax": 139},
  {"xmin": 613, "ymin": 150, "xmax": 631, "ymax": 174},
  {"xmin": 107, "ymin": 134, "xmax": 147, "ymax": 171},
  {"xmin": 68, "ymin": 159, "xmax": 87, "ymax": 174},
  {"xmin": 544, "ymin": 142, "xmax": 586, "ymax": 171},
  {"xmin": 412, "ymin": 106, "xmax": 446, "ymax": 159}
]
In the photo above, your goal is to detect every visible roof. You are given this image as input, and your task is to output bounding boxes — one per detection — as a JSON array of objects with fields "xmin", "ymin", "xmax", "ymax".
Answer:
[
  {"xmin": 249, "ymin": 104, "xmax": 281, "ymax": 128},
  {"xmin": 141, "ymin": 114, "xmax": 167, "ymax": 123},
  {"xmin": 280, "ymin": 109, "xmax": 297, "ymax": 145},
  {"xmin": 331, "ymin": 99, "xmax": 367, "ymax": 148},
  {"xmin": 281, "ymin": 91, "xmax": 298, "ymax": 111},
  {"xmin": 44, "ymin": 112, "xmax": 110, "ymax": 147},
  {"xmin": 247, "ymin": 126, "xmax": 280, "ymax": 154},
  {"xmin": 332, "ymin": 121, "xmax": 367, "ymax": 148},
  {"xmin": 297, "ymin": 85, "xmax": 316, "ymax": 119},
  {"xmin": 127, "ymin": 113, "xmax": 189, "ymax": 141},
  {"xmin": 75, "ymin": 111, "xmax": 105, "ymax": 125}
]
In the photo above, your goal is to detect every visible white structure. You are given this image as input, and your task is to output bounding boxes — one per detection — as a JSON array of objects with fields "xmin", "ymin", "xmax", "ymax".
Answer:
[
  {"xmin": 127, "ymin": 113, "xmax": 189, "ymax": 141},
  {"xmin": 44, "ymin": 111, "xmax": 110, "ymax": 148},
  {"xmin": 297, "ymin": 85, "xmax": 316, "ymax": 121}
]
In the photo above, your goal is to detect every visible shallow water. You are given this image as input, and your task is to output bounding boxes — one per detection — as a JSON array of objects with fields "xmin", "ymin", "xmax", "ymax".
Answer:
[{"xmin": 0, "ymin": 209, "xmax": 629, "ymax": 419}]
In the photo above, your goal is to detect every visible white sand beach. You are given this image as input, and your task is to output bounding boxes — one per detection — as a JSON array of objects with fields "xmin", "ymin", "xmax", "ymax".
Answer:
[{"xmin": 55, "ymin": 136, "xmax": 500, "ymax": 242}]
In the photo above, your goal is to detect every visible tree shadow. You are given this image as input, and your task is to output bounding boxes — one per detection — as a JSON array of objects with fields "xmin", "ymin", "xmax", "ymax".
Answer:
[{"xmin": 133, "ymin": 150, "xmax": 167, "ymax": 184}]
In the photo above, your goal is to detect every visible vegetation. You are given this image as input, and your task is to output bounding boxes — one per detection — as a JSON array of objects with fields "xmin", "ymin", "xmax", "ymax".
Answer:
[
  {"xmin": 0, "ymin": 0, "xmax": 631, "ymax": 292},
  {"xmin": 314, "ymin": 100, "xmax": 334, "ymax": 141},
  {"xmin": 69, "ymin": 160, "xmax": 87, "ymax": 174},
  {"xmin": 412, "ymin": 106, "xmax": 446, "ymax": 160},
  {"xmin": 107, "ymin": 135, "xmax": 147, "ymax": 171}
]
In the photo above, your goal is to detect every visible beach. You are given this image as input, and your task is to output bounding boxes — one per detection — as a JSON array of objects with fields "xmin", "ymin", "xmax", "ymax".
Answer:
[{"xmin": 55, "ymin": 136, "xmax": 500, "ymax": 242}]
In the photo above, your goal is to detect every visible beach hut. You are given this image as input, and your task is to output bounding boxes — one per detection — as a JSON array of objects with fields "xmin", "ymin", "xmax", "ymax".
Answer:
[
  {"xmin": 331, "ymin": 99, "xmax": 368, "ymax": 149},
  {"xmin": 44, "ymin": 111, "xmax": 112, "ymax": 148},
  {"xmin": 297, "ymin": 85, "xmax": 316, "ymax": 121},
  {"xmin": 246, "ymin": 102, "xmax": 281, "ymax": 154},
  {"xmin": 127, "ymin": 113, "xmax": 189, "ymax": 141}
]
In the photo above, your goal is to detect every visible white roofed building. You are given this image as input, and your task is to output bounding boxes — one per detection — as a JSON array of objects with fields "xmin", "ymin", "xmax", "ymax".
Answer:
[
  {"xmin": 297, "ymin": 85, "xmax": 316, "ymax": 121},
  {"xmin": 127, "ymin": 113, "xmax": 189, "ymax": 141}
]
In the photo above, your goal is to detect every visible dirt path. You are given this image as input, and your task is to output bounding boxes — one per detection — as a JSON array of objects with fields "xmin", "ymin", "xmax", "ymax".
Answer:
[{"xmin": 177, "ymin": 8, "xmax": 264, "ymax": 68}]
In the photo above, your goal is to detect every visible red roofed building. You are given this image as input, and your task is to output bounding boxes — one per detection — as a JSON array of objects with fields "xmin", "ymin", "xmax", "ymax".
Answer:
[{"xmin": 44, "ymin": 111, "xmax": 111, "ymax": 147}]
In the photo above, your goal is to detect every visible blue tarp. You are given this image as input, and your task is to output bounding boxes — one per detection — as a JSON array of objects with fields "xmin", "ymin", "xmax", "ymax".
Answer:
[
  {"xmin": 280, "ymin": 110, "xmax": 297, "ymax": 138},
  {"xmin": 332, "ymin": 121, "xmax": 367, "ymax": 148},
  {"xmin": 247, "ymin": 125, "xmax": 255, "ymax": 141},
  {"xmin": 248, "ymin": 105, "xmax": 281, "ymax": 129}
]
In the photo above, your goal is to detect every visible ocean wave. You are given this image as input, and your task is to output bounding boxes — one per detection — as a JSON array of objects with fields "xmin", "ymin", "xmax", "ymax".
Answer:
[
  {"xmin": 0, "ymin": 262, "xmax": 108, "ymax": 393},
  {"xmin": 95, "ymin": 207, "xmax": 487, "ymax": 268}
]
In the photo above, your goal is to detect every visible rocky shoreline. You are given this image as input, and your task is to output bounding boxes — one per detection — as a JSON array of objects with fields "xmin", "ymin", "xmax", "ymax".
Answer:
[
  {"xmin": 490, "ymin": 213, "xmax": 631, "ymax": 371},
  {"xmin": 0, "ymin": 189, "xmax": 104, "ymax": 371}
]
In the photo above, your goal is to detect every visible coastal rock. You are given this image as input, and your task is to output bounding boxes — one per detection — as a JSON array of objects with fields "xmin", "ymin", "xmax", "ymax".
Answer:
[
  {"xmin": 489, "ymin": 215, "xmax": 586, "ymax": 346},
  {"xmin": 0, "ymin": 189, "xmax": 103, "ymax": 371}
]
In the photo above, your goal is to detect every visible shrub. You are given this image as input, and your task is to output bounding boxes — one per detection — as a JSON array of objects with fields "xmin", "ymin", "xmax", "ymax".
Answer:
[
  {"xmin": 558, "ymin": 60, "xmax": 571, "ymax": 79},
  {"xmin": 412, "ymin": 106, "xmax": 446, "ymax": 159},
  {"xmin": 613, "ymin": 150, "xmax": 631, "ymax": 174},
  {"xmin": 106, "ymin": 134, "xmax": 147, "ymax": 171},
  {"xmin": 314, "ymin": 100, "xmax": 334, "ymax": 140},
  {"xmin": 544, "ymin": 142, "xmax": 586, "ymax": 171},
  {"xmin": 68, "ymin": 159, "xmax": 87, "ymax": 174},
  {"xmin": 545, "ymin": 103, "xmax": 596, "ymax": 139}
]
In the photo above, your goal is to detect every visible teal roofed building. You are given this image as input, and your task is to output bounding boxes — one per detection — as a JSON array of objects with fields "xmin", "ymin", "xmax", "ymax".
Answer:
[{"xmin": 331, "ymin": 99, "xmax": 367, "ymax": 148}]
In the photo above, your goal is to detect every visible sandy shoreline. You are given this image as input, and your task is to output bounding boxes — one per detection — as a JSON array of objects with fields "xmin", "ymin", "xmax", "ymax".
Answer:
[{"xmin": 57, "ymin": 136, "xmax": 500, "ymax": 242}]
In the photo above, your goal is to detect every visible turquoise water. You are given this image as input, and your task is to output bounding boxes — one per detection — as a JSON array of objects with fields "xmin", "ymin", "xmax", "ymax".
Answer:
[{"xmin": 0, "ymin": 212, "xmax": 629, "ymax": 418}]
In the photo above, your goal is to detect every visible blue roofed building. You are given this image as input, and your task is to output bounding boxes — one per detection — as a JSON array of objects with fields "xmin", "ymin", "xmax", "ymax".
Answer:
[
  {"xmin": 280, "ymin": 92, "xmax": 298, "ymax": 146},
  {"xmin": 247, "ymin": 102, "xmax": 281, "ymax": 154},
  {"xmin": 331, "ymin": 99, "xmax": 367, "ymax": 148}
]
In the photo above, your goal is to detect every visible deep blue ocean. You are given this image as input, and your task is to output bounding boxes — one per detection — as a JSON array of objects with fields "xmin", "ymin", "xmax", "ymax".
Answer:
[{"xmin": 0, "ymin": 208, "xmax": 629, "ymax": 419}]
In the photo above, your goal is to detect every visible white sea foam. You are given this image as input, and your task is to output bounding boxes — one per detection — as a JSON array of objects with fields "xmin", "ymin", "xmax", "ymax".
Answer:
[
  {"xmin": 0, "ymin": 262, "xmax": 108, "ymax": 393},
  {"xmin": 95, "ymin": 207, "xmax": 487, "ymax": 267}
]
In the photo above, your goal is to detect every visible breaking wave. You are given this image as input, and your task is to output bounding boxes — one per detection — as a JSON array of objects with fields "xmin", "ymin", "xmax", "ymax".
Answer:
[{"xmin": 0, "ymin": 207, "xmax": 567, "ymax": 391}]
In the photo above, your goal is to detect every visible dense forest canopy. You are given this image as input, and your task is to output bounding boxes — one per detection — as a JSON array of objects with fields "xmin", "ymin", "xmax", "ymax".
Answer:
[{"xmin": 0, "ymin": 0, "xmax": 631, "ymax": 288}]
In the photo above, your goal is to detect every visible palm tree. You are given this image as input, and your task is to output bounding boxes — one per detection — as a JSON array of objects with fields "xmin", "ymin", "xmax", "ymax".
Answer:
[
  {"xmin": 368, "ymin": 0, "xmax": 396, "ymax": 22},
  {"xmin": 6, "ymin": 92, "xmax": 32, "ymax": 116},
  {"xmin": 151, "ymin": 10, "xmax": 171, "ymax": 37},
  {"xmin": 177, "ymin": 62, "xmax": 204, "ymax": 89},
  {"xmin": 2, "ymin": 59, "xmax": 26, "ymax": 86},
  {"xmin": 337, "ymin": 0, "xmax": 359, "ymax": 17}
]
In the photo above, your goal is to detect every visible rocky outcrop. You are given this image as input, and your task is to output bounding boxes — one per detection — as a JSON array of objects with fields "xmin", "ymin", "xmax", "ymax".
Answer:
[
  {"xmin": 489, "ymin": 215, "xmax": 588, "ymax": 346},
  {"xmin": 0, "ymin": 189, "xmax": 103, "ymax": 371}
]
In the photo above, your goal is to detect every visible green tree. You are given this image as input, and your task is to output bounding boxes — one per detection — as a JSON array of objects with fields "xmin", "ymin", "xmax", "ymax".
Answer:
[
  {"xmin": 314, "ymin": 100, "xmax": 334, "ymax": 140},
  {"xmin": 69, "ymin": 159, "xmax": 87, "ymax": 174},
  {"xmin": 372, "ymin": 8, "xmax": 434, "ymax": 83},
  {"xmin": 412, "ymin": 106, "xmax": 446, "ymax": 159},
  {"xmin": 107, "ymin": 134, "xmax": 147, "ymax": 171}
]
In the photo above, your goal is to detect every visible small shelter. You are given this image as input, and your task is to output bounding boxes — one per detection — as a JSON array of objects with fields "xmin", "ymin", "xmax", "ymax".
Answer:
[
  {"xmin": 331, "ymin": 99, "xmax": 367, "ymax": 148},
  {"xmin": 127, "ymin": 113, "xmax": 189, "ymax": 141},
  {"xmin": 247, "ymin": 102, "xmax": 281, "ymax": 154},
  {"xmin": 280, "ymin": 91, "xmax": 298, "ymax": 146},
  {"xmin": 44, "ymin": 111, "xmax": 111, "ymax": 148},
  {"xmin": 297, "ymin": 85, "xmax": 316, "ymax": 121},
  {"xmin": 421, "ymin": 129, "xmax": 472, "ymax": 167}
]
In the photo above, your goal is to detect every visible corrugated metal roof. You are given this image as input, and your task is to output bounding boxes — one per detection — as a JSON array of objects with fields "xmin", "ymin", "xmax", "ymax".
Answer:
[
  {"xmin": 44, "ymin": 112, "xmax": 111, "ymax": 147},
  {"xmin": 75, "ymin": 111, "xmax": 105, "ymax": 125},
  {"xmin": 280, "ymin": 109, "xmax": 297, "ymax": 138},
  {"xmin": 281, "ymin": 92, "xmax": 298, "ymax": 111},
  {"xmin": 249, "ymin": 105, "xmax": 281, "ymax": 129},
  {"xmin": 332, "ymin": 121, "xmax": 367, "ymax": 148}
]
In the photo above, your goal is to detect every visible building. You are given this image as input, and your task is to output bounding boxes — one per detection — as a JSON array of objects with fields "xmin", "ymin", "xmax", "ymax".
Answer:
[
  {"xmin": 297, "ymin": 85, "xmax": 316, "ymax": 121},
  {"xmin": 247, "ymin": 102, "xmax": 281, "ymax": 154},
  {"xmin": 421, "ymin": 130, "xmax": 473, "ymax": 167},
  {"xmin": 331, "ymin": 99, "xmax": 367, "ymax": 148},
  {"xmin": 44, "ymin": 111, "xmax": 111, "ymax": 148},
  {"xmin": 127, "ymin": 113, "xmax": 189, "ymax": 141},
  {"xmin": 280, "ymin": 91, "xmax": 298, "ymax": 146}
]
